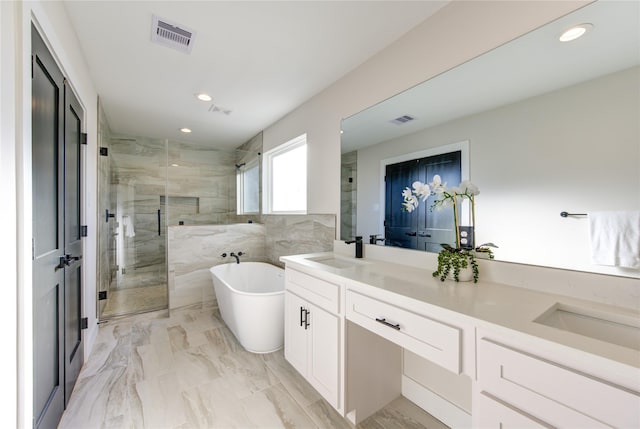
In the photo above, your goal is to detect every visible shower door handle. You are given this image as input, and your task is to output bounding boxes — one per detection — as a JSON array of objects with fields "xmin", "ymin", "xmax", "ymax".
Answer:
[{"xmin": 157, "ymin": 209, "xmax": 161, "ymax": 236}]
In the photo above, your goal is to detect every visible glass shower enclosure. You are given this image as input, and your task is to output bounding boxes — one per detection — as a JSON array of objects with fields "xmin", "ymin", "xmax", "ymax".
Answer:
[
  {"xmin": 96, "ymin": 118, "xmax": 261, "ymax": 319},
  {"xmin": 98, "ymin": 136, "xmax": 168, "ymax": 319}
]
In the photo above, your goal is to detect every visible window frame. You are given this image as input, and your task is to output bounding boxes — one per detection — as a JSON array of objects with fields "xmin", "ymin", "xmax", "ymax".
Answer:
[{"xmin": 262, "ymin": 134, "xmax": 307, "ymax": 215}]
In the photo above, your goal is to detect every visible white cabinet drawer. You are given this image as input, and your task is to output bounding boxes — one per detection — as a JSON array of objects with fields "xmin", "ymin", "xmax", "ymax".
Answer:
[
  {"xmin": 346, "ymin": 290, "xmax": 461, "ymax": 374},
  {"xmin": 286, "ymin": 269, "xmax": 340, "ymax": 314},
  {"xmin": 475, "ymin": 391, "xmax": 551, "ymax": 429},
  {"xmin": 478, "ymin": 337, "xmax": 640, "ymax": 428}
]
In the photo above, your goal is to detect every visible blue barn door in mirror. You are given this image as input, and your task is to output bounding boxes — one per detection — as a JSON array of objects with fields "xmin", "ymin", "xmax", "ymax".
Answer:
[{"xmin": 385, "ymin": 151, "xmax": 461, "ymax": 251}]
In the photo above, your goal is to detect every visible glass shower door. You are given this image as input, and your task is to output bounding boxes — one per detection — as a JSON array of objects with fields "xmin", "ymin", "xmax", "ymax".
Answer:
[{"xmin": 100, "ymin": 136, "xmax": 168, "ymax": 319}]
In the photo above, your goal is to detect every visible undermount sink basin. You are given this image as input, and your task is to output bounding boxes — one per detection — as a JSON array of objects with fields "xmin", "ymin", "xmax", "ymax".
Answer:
[
  {"xmin": 305, "ymin": 255, "xmax": 370, "ymax": 269},
  {"xmin": 534, "ymin": 303, "xmax": 640, "ymax": 351}
]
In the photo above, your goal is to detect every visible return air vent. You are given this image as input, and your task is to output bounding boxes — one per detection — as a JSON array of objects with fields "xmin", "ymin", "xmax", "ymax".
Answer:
[
  {"xmin": 151, "ymin": 15, "xmax": 195, "ymax": 54},
  {"xmin": 390, "ymin": 115, "xmax": 415, "ymax": 125}
]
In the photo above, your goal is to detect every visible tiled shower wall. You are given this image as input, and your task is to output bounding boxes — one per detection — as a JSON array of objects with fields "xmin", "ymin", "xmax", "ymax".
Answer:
[
  {"xmin": 166, "ymin": 140, "xmax": 236, "ymax": 226},
  {"xmin": 167, "ymin": 214, "xmax": 335, "ymax": 310}
]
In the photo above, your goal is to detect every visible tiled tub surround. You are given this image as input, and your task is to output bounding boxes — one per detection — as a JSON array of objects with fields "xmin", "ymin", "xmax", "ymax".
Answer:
[
  {"xmin": 168, "ymin": 215, "xmax": 335, "ymax": 310},
  {"xmin": 168, "ymin": 223, "xmax": 267, "ymax": 310},
  {"xmin": 58, "ymin": 304, "xmax": 447, "ymax": 429},
  {"xmin": 262, "ymin": 214, "xmax": 335, "ymax": 267}
]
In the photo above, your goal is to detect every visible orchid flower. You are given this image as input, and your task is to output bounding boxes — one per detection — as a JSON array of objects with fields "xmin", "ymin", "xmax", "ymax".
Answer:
[
  {"xmin": 412, "ymin": 181, "xmax": 430, "ymax": 200},
  {"xmin": 401, "ymin": 174, "xmax": 481, "ymax": 250}
]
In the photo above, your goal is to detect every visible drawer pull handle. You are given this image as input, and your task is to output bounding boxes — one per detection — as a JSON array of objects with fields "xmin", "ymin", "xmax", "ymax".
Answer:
[{"xmin": 375, "ymin": 317, "xmax": 400, "ymax": 330}]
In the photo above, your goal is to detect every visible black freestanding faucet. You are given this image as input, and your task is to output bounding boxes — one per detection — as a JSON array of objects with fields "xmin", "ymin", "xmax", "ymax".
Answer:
[{"xmin": 345, "ymin": 236, "xmax": 363, "ymax": 258}]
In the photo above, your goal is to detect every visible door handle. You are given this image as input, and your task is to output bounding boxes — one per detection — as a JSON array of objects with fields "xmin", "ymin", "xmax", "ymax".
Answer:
[
  {"xmin": 405, "ymin": 231, "xmax": 417, "ymax": 237},
  {"xmin": 64, "ymin": 254, "xmax": 81, "ymax": 265},
  {"xmin": 299, "ymin": 306, "xmax": 310, "ymax": 329},
  {"xmin": 55, "ymin": 256, "xmax": 67, "ymax": 271},
  {"xmin": 55, "ymin": 254, "xmax": 81, "ymax": 270},
  {"xmin": 418, "ymin": 232, "xmax": 431, "ymax": 238}
]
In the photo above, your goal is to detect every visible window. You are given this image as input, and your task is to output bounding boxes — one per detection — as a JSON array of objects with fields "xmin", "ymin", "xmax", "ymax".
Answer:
[
  {"xmin": 263, "ymin": 134, "xmax": 307, "ymax": 214},
  {"xmin": 237, "ymin": 159, "xmax": 259, "ymax": 214}
]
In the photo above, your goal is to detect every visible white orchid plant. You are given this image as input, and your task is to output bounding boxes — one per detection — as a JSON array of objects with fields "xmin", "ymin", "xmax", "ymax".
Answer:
[
  {"xmin": 402, "ymin": 175, "xmax": 491, "ymax": 283},
  {"xmin": 402, "ymin": 175, "xmax": 479, "ymax": 249}
]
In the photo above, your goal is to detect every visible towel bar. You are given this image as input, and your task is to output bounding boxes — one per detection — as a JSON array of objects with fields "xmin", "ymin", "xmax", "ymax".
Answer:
[{"xmin": 560, "ymin": 211, "xmax": 587, "ymax": 217}]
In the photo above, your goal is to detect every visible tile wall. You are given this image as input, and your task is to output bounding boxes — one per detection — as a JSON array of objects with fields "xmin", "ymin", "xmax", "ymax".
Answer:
[{"xmin": 168, "ymin": 214, "xmax": 336, "ymax": 310}]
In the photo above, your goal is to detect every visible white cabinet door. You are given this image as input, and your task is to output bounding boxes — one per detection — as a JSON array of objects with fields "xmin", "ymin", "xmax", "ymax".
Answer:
[
  {"xmin": 284, "ymin": 291, "xmax": 308, "ymax": 376},
  {"xmin": 308, "ymin": 303, "xmax": 340, "ymax": 407},
  {"xmin": 284, "ymin": 290, "xmax": 341, "ymax": 410}
]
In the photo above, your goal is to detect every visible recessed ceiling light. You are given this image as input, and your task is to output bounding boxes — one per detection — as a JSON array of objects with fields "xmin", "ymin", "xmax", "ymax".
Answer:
[
  {"xmin": 171, "ymin": 163, "xmax": 179, "ymax": 167},
  {"xmin": 559, "ymin": 23, "xmax": 593, "ymax": 42},
  {"xmin": 196, "ymin": 93, "xmax": 212, "ymax": 102},
  {"xmin": 180, "ymin": 127, "xmax": 192, "ymax": 133}
]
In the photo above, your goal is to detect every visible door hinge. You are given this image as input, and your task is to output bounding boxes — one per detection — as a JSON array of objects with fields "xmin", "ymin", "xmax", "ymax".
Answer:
[
  {"xmin": 81, "ymin": 317, "xmax": 88, "ymax": 330},
  {"xmin": 81, "ymin": 133, "xmax": 88, "ymax": 145},
  {"xmin": 99, "ymin": 147, "xmax": 108, "ymax": 156},
  {"xmin": 81, "ymin": 225, "xmax": 88, "ymax": 237},
  {"xmin": 98, "ymin": 291, "xmax": 107, "ymax": 301}
]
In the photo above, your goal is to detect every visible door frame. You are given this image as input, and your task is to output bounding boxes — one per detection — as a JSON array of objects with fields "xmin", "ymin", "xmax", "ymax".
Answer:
[{"xmin": 378, "ymin": 140, "xmax": 470, "ymax": 242}]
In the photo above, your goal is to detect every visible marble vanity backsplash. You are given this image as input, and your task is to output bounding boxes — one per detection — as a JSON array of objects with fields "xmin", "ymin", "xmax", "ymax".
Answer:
[{"xmin": 168, "ymin": 214, "xmax": 335, "ymax": 310}]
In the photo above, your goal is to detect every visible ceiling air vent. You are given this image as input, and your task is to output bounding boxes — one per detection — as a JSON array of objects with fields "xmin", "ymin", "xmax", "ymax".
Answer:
[
  {"xmin": 390, "ymin": 115, "xmax": 415, "ymax": 125},
  {"xmin": 151, "ymin": 15, "xmax": 195, "ymax": 54}
]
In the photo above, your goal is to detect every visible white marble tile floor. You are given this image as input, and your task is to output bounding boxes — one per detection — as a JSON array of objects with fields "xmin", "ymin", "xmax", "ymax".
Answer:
[{"xmin": 60, "ymin": 304, "xmax": 448, "ymax": 429}]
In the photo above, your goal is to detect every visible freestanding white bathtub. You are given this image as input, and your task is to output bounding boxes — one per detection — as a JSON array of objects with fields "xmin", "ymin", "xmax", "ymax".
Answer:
[{"xmin": 209, "ymin": 262, "xmax": 285, "ymax": 353}]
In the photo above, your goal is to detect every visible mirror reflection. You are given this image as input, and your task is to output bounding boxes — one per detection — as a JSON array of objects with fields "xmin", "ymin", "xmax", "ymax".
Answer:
[{"xmin": 340, "ymin": 1, "xmax": 639, "ymax": 277}]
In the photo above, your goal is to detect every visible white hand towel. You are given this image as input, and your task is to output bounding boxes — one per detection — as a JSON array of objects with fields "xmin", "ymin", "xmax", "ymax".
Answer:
[
  {"xmin": 588, "ymin": 211, "xmax": 640, "ymax": 269},
  {"xmin": 122, "ymin": 215, "xmax": 136, "ymax": 238}
]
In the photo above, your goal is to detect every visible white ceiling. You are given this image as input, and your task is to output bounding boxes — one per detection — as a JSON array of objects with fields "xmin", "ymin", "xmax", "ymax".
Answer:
[{"xmin": 63, "ymin": 1, "xmax": 447, "ymax": 149}]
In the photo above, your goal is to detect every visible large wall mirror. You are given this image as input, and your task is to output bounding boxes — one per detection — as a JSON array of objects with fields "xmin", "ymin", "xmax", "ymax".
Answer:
[{"xmin": 340, "ymin": 1, "xmax": 639, "ymax": 278}]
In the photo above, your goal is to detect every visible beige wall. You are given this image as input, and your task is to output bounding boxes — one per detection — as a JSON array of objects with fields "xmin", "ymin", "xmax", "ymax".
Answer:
[{"xmin": 263, "ymin": 1, "xmax": 590, "ymax": 216}]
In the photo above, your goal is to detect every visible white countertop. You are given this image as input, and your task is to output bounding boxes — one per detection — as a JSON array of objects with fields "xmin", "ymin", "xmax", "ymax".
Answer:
[{"xmin": 280, "ymin": 252, "xmax": 640, "ymax": 372}]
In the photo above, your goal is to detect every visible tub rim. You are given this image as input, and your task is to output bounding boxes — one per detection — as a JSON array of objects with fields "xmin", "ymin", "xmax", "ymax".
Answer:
[{"xmin": 210, "ymin": 261, "xmax": 284, "ymax": 297}]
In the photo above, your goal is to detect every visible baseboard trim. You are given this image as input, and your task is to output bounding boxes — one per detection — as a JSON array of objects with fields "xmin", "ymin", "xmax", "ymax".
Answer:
[{"xmin": 402, "ymin": 375, "xmax": 471, "ymax": 429}]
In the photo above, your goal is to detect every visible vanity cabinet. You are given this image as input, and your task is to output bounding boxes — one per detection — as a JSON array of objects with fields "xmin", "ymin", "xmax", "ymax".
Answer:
[
  {"xmin": 474, "ymin": 331, "xmax": 640, "ymax": 428},
  {"xmin": 284, "ymin": 269, "xmax": 342, "ymax": 411}
]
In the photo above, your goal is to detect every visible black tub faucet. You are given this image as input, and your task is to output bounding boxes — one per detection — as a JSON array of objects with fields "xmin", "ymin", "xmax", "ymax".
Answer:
[
  {"xmin": 345, "ymin": 236, "xmax": 363, "ymax": 258},
  {"xmin": 230, "ymin": 251, "xmax": 243, "ymax": 264}
]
